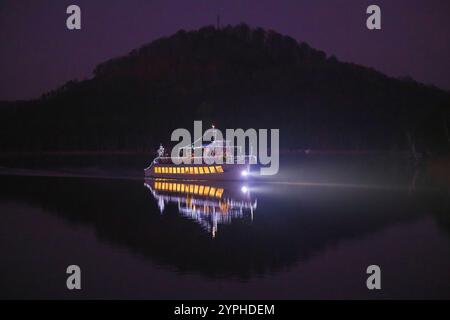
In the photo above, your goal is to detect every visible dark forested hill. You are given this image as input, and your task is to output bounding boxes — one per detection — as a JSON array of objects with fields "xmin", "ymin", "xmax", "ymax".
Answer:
[{"xmin": 1, "ymin": 24, "xmax": 449, "ymax": 154}]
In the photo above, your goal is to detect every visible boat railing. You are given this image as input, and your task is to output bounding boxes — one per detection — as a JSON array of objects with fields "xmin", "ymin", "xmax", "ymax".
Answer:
[
  {"xmin": 144, "ymin": 139, "xmax": 257, "ymax": 171},
  {"xmin": 155, "ymin": 154, "xmax": 255, "ymax": 163}
]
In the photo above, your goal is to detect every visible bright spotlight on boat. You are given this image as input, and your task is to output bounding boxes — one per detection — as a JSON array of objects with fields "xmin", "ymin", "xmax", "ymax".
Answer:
[
  {"xmin": 241, "ymin": 186, "xmax": 248, "ymax": 193},
  {"xmin": 241, "ymin": 170, "xmax": 248, "ymax": 177}
]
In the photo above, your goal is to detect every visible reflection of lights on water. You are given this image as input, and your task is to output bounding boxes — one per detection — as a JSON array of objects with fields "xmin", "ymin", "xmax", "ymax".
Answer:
[
  {"xmin": 241, "ymin": 170, "xmax": 248, "ymax": 177},
  {"xmin": 158, "ymin": 197, "xmax": 165, "ymax": 212},
  {"xmin": 144, "ymin": 182, "xmax": 256, "ymax": 238}
]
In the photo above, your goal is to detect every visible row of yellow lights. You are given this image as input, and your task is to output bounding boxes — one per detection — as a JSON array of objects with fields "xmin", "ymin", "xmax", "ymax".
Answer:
[
  {"xmin": 154, "ymin": 181, "xmax": 224, "ymax": 198},
  {"xmin": 154, "ymin": 165, "xmax": 224, "ymax": 175}
]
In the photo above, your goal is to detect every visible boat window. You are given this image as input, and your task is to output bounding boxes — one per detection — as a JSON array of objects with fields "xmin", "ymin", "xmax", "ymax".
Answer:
[
  {"xmin": 199, "ymin": 167, "xmax": 204, "ymax": 174},
  {"xmin": 209, "ymin": 166, "xmax": 216, "ymax": 173},
  {"xmin": 181, "ymin": 167, "xmax": 185, "ymax": 174},
  {"xmin": 215, "ymin": 166, "xmax": 224, "ymax": 173},
  {"xmin": 194, "ymin": 167, "xmax": 199, "ymax": 174},
  {"xmin": 189, "ymin": 167, "xmax": 194, "ymax": 174},
  {"xmin": 209, "ymin": 187, "xmax": 216, "ymax": 197},
  {"xmin": 199, "ymin": 185, "xmax": 204, "ymax": 195},
  {"xmin": 176, "ymin": 167, "xmax": 180, "ymax": 174},
  {"xmin": 204, "ymin": 167, "xmax": 210, "ymax": 174},
  {"xmin": 215, "ymin": 188, "xmax": 224, "ymax": 198}
]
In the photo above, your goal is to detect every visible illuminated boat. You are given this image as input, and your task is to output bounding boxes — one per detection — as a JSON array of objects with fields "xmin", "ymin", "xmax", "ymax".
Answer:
[
  {"xmin": 144, "ymin": 180, "xmax": 257, "ymax": 237},
  {"xmin": 144, "ymin": 128, "xmax": 254, "ymax": 181},
  {"xmin": 144, "ymin": 161, "xmax": 250, "ymax": 180}
]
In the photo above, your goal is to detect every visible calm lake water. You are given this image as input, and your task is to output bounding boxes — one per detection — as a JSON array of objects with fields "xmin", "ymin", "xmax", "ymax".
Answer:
[{"xmin": 1, "ymin": 154, "xmax": 450, "ymax": 299}]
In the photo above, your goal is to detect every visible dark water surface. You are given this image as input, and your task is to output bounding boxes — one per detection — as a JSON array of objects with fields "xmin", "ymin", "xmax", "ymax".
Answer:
[{"xmin": 1, "ymin": 155, "xmax": 450, "ymax": 299}]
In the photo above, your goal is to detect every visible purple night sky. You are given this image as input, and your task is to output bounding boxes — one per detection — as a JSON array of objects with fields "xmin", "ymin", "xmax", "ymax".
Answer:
[{"xmin": 0, "ymin": 0, "xmax": 449, "ymax": 101}]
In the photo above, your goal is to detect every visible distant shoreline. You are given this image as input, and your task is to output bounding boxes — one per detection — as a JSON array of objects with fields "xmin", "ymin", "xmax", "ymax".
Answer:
[{"xmin": 0, "ymin": 149, "xmax": 413, "ymax": 157}]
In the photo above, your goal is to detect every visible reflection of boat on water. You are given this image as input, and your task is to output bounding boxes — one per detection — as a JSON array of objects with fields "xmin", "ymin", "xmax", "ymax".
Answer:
[
  {"xmin": 144, "ymin": 179, "xmax": 257, "ymax": 237},
  {"xmin": 144, "ymin": 125, "xmax": 255, "ymax": 180},
  {"xmin": 3, "ymin": 174, "xmax": 450, "ymax": 285}
]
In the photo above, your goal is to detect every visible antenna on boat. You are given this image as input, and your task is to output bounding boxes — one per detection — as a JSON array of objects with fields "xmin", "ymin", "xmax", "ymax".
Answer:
[{"xmin": 212, "ymin": 124, "xmax": 216, "ymax": 141}]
